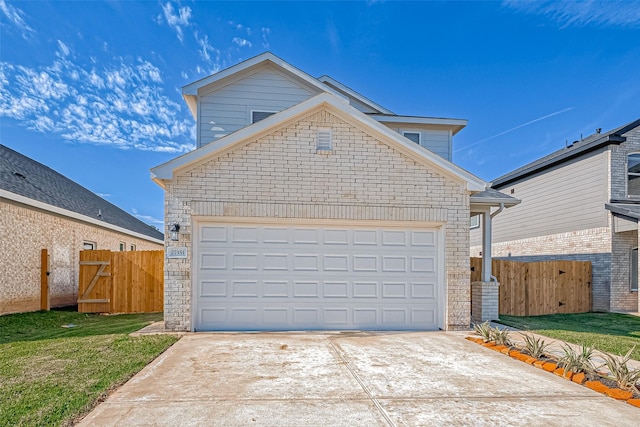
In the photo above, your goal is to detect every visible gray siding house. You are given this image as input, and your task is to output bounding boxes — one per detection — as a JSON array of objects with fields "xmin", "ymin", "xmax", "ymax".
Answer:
[{"xmin": 471, "ymin": 119, "xmax": 640, "ymax": 313}]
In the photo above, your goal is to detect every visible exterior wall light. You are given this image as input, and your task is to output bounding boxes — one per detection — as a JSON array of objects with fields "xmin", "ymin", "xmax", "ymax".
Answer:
[{"xmin": 169, "ymin": 223, "xmax": 180, "ymax": 241}]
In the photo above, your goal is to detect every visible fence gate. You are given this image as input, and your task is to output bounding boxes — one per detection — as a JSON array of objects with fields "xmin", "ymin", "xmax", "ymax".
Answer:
[
  {"xmin": 471, "ymin": 258, "xmax": 592, "ymax": 316},
  {"xmin": 78, "ymin": 250, "xmax": 112, "ymax": 313},
  {"xmin": 78, "ymin": 250, "xmax": 164, "ymax": 314}
]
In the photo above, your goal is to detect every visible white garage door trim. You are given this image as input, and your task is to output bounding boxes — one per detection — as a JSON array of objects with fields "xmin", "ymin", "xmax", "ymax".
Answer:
[{"xmin": 191, "ymin": 217, "xmax": 446, "ymax": 331}]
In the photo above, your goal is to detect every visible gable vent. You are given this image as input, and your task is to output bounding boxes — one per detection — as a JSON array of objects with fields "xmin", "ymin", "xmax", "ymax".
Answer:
[
  {"xmin": 317, "ymin": 129, "xmax": 332, "ymax": 151},
  {"xmin": 252, "ymin": 111, "xmax": 276, "ymax": 123}
]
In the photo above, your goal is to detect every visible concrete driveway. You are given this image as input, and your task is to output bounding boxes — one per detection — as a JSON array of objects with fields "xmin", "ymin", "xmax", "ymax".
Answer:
[{"xmin": 78, "ymin": 332, "xmax": 639, "ymax": 426}]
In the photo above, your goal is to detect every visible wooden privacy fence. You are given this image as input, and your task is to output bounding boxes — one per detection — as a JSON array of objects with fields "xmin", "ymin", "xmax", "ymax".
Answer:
[
  {"xmin": 470, "ymin": 258, "xmax": 592, "ymax": 316},
  {"xmin": 78, "ymin": 250, "xmax": 164, "ymax": 313}
]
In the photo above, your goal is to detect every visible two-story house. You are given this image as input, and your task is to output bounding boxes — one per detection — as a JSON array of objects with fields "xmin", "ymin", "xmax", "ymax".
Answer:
[
  {"xmin": 471, "ymin": 119, "xmax": 640, "ymax": 313},
  {"xmin": 152, "ymin": 52, "xmax": 517, "ymax": 332}
]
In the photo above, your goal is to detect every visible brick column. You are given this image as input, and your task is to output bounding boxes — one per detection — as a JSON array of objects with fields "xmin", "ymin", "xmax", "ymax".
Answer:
[{"xmin": 471, "ymin": 281, "xmax": 499, "ymax": 323}]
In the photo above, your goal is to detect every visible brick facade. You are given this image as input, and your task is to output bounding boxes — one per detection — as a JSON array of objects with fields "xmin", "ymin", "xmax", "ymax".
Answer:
[
  {"xmin": 164, "ymin": 108, "xmax": 472, "ymax": 331},
  {"xmin": 0, "ymin": 200, "xmax": 163, "ymax": 315}
]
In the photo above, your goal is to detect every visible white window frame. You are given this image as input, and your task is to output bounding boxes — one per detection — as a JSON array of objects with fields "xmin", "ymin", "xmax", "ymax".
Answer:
[
  {"xmin": 130, "ymin": 244, "xmax": 136, "ymax": 251},
  {"xmin": 119, "ymin": 242, "xmax": 125, "ymax": 252},
  {"xmin": 631, "ymin": 247, "xmax": 638, "ymax": 292},
  {"xmin": 627, "ymin": 152, "xmax": 640, "ymax": 198},
  {"xmin": 402, "ymin": 131, "xmax": 421, "ymax": 145},
  {"xmin": 250, "ymin": 110, "xmax": 277, "ymax": 124},
  {"xmin": 470, "ymin": 215, "xmax": 480, "ymax": 229},
  {"xmin": 83, "ymin": 241, "xmax": 96, "ymax": 250}
]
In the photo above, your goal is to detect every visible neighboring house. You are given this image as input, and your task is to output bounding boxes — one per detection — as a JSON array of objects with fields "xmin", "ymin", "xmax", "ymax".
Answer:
[
  {"xmin": 470, "ymin": 119, "xmax": 640, "ymax": 313},
  {"xmin": 152, "ymin": 52, "xmax": 516, "ymax": 332},
  {"xmin": 0, "ymin": 145, "xmax": 164, "ymax": 315}
]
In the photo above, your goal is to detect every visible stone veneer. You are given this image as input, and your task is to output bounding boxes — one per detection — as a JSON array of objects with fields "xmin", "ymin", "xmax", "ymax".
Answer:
[
  {"xmin": 164, "ymin": 108, "xmax": 472, "ymax": 331},
  {"xmin": 0, "ymin": 200, "xmax": 163, "ymax": 315}
]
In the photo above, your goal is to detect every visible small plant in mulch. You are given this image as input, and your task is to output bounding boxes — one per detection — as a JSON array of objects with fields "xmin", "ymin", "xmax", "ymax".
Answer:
[
  {"xmin": 473, "ymin": 321, "xmax": 492, "ymax": 343},
  {"xmin": 522, "ymin": 333, "xmax": 550, "ymax": 359},
  {"xmin": 467, "ymin": 327, "xmax": 640, "ymax": 407},
  {"xmin": 600, "ymin": 345, "xmax": 640, "ymax": 392}
]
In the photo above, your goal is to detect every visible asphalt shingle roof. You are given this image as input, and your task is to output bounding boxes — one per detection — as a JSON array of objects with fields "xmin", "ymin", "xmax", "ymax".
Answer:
[
  {"xmin": 0, "ymin": 144, "xmax": 164, "ymax": 241},
  {"xmin": 492, "ymin": 118, "xmax": 640, "ymax": 188}
]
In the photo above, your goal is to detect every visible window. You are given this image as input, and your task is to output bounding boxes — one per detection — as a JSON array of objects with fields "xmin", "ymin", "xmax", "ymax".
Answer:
[
  {"xmin": 83, "ymin": 241, "xmax": 96, "ymax": 250},
  {"xmin": 251, "ymin": 110, "xmax": 276, "ymax": 123},
  {"xmin": 317, "ymin": 128, "xmax": 332, "ymax": 151},
  {"xmin": 470, "ymin": 215, "xmax": 480, "ymax": 229},
  {"xmin": 119, "ymin": 242, "xmax": 125, "ymax": 252},
  {"xmin": 628, "ymin": 153, "xmax": 640, "ymax": 196},
  {"xmin": 130, "ymin": 244, "xmax": 136, "ymax": 251},
  {"xmin": 632, "ymin": 248, "xmax": 638, "ymax": 292},
  {"xmin": 403, "ymin": 131, "xmax": 421, "ymax": 145}
]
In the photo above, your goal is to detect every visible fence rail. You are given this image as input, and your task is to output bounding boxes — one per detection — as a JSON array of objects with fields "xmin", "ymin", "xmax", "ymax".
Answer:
[
  {"xmin": 470, "ymin": 257, "xmax": 592, "ymax": 316},
  {"xmin": 79, "ymin": 250, "xmax": 164, "ymax": 314}
]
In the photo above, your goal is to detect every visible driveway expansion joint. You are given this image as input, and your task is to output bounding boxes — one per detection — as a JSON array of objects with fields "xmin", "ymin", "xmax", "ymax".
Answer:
[{"xmin": 328, "ymin": 337, "xmax": 396, "ymax": 427}]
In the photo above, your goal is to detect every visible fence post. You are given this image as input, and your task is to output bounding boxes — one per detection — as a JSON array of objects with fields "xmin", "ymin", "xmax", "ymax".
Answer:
[{"xmin": 40, "ymin": 248, "xmax": 50, "ymax": 311}]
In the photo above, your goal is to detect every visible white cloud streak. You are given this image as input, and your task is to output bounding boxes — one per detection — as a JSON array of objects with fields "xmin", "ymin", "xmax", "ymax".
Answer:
[
  {"xmin": 161, "ymin": 1, "xmax": 192, "ymax": 41},
  {"xmin": 132, "ymin": 208, "xmax": 164, "ymax": 226},
  {"xmin": 0, "ymin": 43, "xmax": 195, "ymax": 153},
  {"xmin": 0, "ymin": 0, "xmax": 34, "ymax": 37},
  {"xmin": 503, "ymin": 0, "xmax": 640, "ymax": 28},
  {"xmin": 454, "ymin": 107, "xmax": 573, "ymax": 153}
]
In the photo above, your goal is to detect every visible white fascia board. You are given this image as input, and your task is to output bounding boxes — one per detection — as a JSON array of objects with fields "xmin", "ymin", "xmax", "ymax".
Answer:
[
  {"xmin": 317, "ymin": 75, "xmax": 394, "ymax": 115},
  {"xmin": 370, "ymin": 114, "xmax": 468, "ymax": 127},
  {"xmin": 0, "ymin": 189, "xmax": 164, "ymax": 245},
  {"xmin": 152, "ymin": 92, "xmax": 486, "ymax": 192}
]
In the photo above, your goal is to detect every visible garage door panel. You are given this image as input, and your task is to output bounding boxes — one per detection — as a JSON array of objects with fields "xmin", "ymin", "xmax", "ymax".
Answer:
[{"xmin": 194, "ymin": 222, "xmax": 442, "ymax": 331}]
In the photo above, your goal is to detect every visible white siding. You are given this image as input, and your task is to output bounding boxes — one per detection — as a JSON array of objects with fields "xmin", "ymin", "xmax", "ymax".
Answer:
[
  {"xmin": 198, "ymin": 69, "xmax": 315, "ymax": 146},
  {"xmin": 471, "ymin": 149, "xmax": 609, "ymax": 246}
]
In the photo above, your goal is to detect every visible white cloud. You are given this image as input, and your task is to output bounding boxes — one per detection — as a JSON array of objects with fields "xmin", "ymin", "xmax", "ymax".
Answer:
[
  {"xmin": 0, "ymin": 0, "xmax": 34, "ymax": 38},
  {"xmin": 261, "ymin": 27, "xmax": 271, "ymax": 48},
  {"xmin": 161, "ymin": 1, "xmax": 192, "ymax": 41},
  {"xmin": 503, "ymin": 0, "xmax": 640, "ymax": 28},
  {"xmin": 131, "ymin": 208, "xmax": 164, "ymax": 226},
  {"xmin": 0, "ymin": 42, "xmax": 195, "ymax": 153},
  {"xmin": 57, "ymin": 40, "xmax": 71, "ymax": 57},
  {"xmin": 232, "ymin": 37, "xmax": 252, "ymax": 48}
]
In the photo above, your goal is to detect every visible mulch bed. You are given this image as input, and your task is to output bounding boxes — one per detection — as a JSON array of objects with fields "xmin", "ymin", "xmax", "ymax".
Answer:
[{"xmin": 466, "ymin": 337, "xmax": 640, "ymax": 408}]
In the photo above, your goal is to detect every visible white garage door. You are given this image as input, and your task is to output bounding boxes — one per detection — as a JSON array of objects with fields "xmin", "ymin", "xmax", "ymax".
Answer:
[{"xmin": 193, "ymin": 221, "xmax": 443, "ymax": 331}]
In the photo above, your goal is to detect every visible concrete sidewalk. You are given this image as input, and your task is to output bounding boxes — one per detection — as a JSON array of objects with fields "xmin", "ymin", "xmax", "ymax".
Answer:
[{"xmin": 78, "ymin": 332, "xmax": 639, "ymax": 426}]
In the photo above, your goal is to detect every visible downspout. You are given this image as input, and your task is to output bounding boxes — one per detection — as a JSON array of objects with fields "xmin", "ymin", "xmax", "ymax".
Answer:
[{"xmin": 488, "ymin": 202, "xmax": 505, "ymax": 282}]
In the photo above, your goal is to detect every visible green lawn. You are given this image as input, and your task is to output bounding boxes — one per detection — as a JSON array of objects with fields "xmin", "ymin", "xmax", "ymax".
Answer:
[
  {"xmin": 0, "ymin": 309, "xmax": 179, "ymax": 426},
  {"xmin": 498, "ymin": 312, "xmax": 640, "ymax": 360}
]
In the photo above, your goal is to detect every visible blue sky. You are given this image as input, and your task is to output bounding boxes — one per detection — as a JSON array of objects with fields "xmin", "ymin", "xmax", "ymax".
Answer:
[{"xmin": 1, "ymin": 1, "xmax": 640, "ymax": 231}]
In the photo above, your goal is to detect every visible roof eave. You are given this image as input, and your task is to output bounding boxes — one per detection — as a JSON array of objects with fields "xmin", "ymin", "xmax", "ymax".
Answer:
[{"xmin": 493, "ymin": 134, "xmax": 626, "ymax": 188}]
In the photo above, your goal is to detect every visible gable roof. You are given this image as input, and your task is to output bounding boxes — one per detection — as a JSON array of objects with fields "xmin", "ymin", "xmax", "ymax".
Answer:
[
  {"xmin": 317, "ymin": 75, "xmax": 394, "ymax": 115},
  {"xmin": 151, "ymin": 92, "xmax": 486, "ymax": 192},
  {"xmin": 492, "ymin": 118, "xmax": 640, "ymax": 188},
  {"xmin": 182, "ymin": 52, "xmax": 347, "ymax": 118},
  {"xmin": 1, "ymin": 145, "xmax": 163, "ymax": 242}
]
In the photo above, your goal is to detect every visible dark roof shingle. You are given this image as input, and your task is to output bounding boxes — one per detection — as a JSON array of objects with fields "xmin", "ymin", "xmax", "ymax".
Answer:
[{"xmin": 0, "ymin": 145, "xmax": 163, "ymax": 241}]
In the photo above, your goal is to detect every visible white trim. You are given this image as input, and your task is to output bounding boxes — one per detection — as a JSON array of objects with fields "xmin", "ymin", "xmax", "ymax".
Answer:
[
  {"xmin": 317, "ymin": 128, "xmax": 332, "ymax": 151},
  {"xmin": 370, "ymin": 114, "xmax": 468, "ymax": 127},
  {"xmin": 627, "ymin": 152, "xmax": 640, "ymax": 198},
  {"xmin": 402, "ymin": 131, "xmax": 421, "ymax": 145},
  {"xmin": 470, "ymin": 214, "xmax": 480, "ymax": 229},
  {"xmin": 151, "ymin": 92, "xmax": 486, "ymax": 192},
  {"xmin": 317, "ymin": 75, "xmax": 394, "ymax": 115},
  {"xmin": 250, "ymin": 109, "xmax": 277, "ymax": 124},
  {"xmin": 0, "ymin": 189, "xmax": 164, "ymax": 245}
]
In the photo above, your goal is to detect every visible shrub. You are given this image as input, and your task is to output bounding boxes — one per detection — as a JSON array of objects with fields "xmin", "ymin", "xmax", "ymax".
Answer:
[
  {"xmin": 521, "ymin": 333, "xmax": 550, "ymax": 359},
  {"xmin": 473, "ymin": 321, "xmax": 492, "ymax": 342},
  {"xmin": 600, "ymin": 345, "xmax": 640, "ymax": 391}
]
